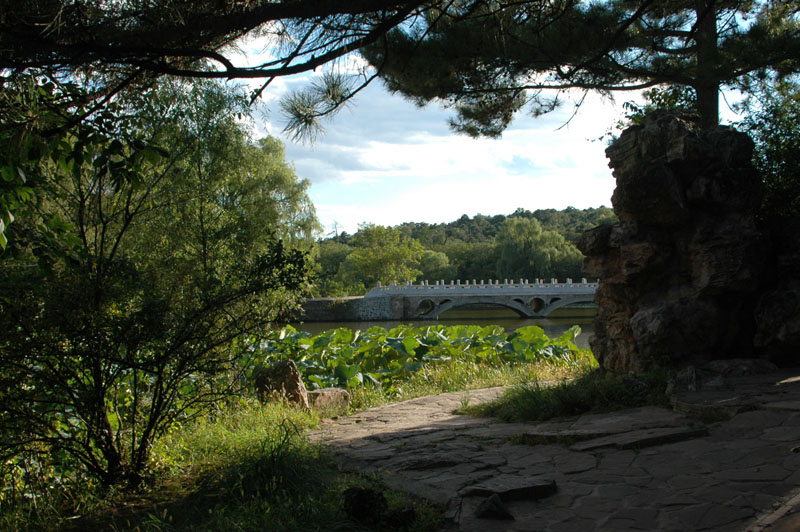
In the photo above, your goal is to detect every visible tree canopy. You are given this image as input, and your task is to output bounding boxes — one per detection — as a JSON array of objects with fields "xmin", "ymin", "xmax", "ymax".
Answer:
[
  {"xmin": 336, "ymin": 224, "xmax": 426, "ymax": 293},
  {"xmin": 0, "ymin": 79, "xmax": 316, "ymax": 486},
  {"xmin": 495, "ymin": 217, "xmax": 584, "ymax": 281},
  {"xmin": 0, "ymin": 0, "xmax": 438, "ymax": 144},
  {"xmin": 362, "ymin": 0, "xmax": 800, "ymax": 133},
  {"xmin": 3, "ymin": 1, "xmax": 798, "ymax": 137},
  {"xmin": 0, "ymin": 1, "xmax": 434, "ymax": 241},
  {"xmin": 738, "ymin": 78, "xmax": 800, "ymax": 219}
]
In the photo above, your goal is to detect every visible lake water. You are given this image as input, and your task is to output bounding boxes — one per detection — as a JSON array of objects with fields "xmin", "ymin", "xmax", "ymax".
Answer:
[{"xmin": 291, "ymin": 307, "xmax": 595, "ymax": 349}]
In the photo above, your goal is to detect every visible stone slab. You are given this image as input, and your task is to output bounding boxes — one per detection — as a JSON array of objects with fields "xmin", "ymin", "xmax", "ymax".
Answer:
[
  {"xmin": 764, "ymin": 400, "xmax": 800, "ymax": 411},
  {"xmin": 308, "ymin": 370, "xmax": 800, "ymax": 532},
  {"xmin": 460, "ymin": 476, "xmax": 557, "ymax": 501},
  {"xmin": 473, "ymin": 493, "xmax": 514, "ymax": 520},
  {"xmin": 570, "ymin": 426, "xmax": 709, "ymax": 452}
]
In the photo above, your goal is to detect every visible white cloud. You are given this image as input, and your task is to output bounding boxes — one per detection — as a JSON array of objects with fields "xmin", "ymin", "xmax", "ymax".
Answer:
[
  {"xmin": 227, "ymin": 44, "xmax": 743, "ymax": 238},
  {"xmin": 256, "ymin": 74, "xmax": 637, "ymax": 235}
]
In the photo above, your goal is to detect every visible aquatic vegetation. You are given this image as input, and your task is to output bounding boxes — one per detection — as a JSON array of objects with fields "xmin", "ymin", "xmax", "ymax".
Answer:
[{"xmin": 254, "ymin": 323, "xmax": 593, "ymax": 392}]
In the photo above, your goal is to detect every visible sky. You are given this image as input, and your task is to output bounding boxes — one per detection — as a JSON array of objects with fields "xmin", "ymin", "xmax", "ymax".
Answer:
[
  {"xmin": 252, "ymin": 76, "xmax": 631, "ymax": 237},
  {"xmin": 233, "ymin": 24, "xmax": 748, "ymax": 238}
]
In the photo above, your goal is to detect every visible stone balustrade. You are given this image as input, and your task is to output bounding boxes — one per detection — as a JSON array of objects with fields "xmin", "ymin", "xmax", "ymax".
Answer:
[
  {"xmin": 365, "ymin": 278, "xmax": 598, "ymax": 297},
  {"xmin": 304, "ymin": 278, "xmax": 598, "ymax": 321}
]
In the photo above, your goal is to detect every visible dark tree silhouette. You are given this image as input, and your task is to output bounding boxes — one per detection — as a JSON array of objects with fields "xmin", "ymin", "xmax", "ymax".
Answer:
[{"xmin": 359, "ymin": 1, "xmax": 799, "ymax": 133}]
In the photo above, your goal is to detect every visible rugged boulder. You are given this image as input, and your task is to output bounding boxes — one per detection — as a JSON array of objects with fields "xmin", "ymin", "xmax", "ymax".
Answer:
[
  {"xmin": 578, "ymin": 112, "xmax": 768, "ymax": 373},
  {"xmin": 253, "ymin": 359, "xmax": 309, "ymax": 409},
  {"xmin": 307, "ymin": 387, "xmax": 351, "ymax": 415}
]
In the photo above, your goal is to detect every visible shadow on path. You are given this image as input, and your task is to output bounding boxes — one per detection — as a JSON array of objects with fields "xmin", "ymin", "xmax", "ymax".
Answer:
[{"xmin": 310, "ymin": 371, "xmax": 800, "ymax": 531}]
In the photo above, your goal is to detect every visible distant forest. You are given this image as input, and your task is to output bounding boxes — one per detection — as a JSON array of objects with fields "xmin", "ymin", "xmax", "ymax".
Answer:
[{"xmin": 312, "ymin": 206, "xmax": 616, "ymax": 297}]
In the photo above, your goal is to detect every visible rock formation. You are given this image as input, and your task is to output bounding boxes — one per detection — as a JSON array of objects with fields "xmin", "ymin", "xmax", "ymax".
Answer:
[
  {"xmin": 307, "ymin": 387, "xmax": 351, "ymax": 415},
  {"xmin": 753, "ymin": 218, "xmax": 800, "ymax": 364},
  {"xmin": 578, "ymin": 112, "xmax": 768, "ymax": 373},
  {"xmin": 253, "ymin": 359, "xmax": 309, "ymax": 409}
]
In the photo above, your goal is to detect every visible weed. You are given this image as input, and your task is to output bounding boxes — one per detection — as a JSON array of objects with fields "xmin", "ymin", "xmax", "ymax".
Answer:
[
  {"xmin": 459, "ymin": 392, "xmax": 472, "ymax": 410},
  {"xmin": 464, "ymin": 367, "xmax": 672, "ymax": 423},
  {"xmin": 349, "ymin": 356, "xmax": 592, "ymax": 412}
]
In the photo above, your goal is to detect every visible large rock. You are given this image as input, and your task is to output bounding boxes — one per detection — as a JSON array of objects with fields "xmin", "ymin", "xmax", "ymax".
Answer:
[
  {"xmin": 307, "ymin": 387, "xmax": 351, "ymax": 415},
  {"xmin": 754, "ymin": 219, "xmax": 800, "ymax": 364},
  {"xmin": 578, "ymin": 112, "xmax": 768, "ymax": 373},
  {"xmin": 253, "ymin": 359, "xmax": 309, "ymax": 409}
]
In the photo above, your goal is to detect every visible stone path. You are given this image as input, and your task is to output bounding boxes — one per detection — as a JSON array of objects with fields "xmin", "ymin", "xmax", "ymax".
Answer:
[{"xmin": 309, "ymin": 369, "xmax": 800, "ymax": 531}]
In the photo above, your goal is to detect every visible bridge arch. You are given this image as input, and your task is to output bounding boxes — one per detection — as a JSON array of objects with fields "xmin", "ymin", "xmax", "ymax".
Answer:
[
  {"xmin": 411, "ymin": 293, "xmax": 596, "ymax": 319},
  {"xmin": 423, "ymin": 298, "xmax": 532, "ymax": 319},
  {"xmin": 542, "ymin": 295, "xmax": 596, "ymax": 314},
  {"xmin": 416, "ymin": 299, "xmax": 436, "ymax": 316}
]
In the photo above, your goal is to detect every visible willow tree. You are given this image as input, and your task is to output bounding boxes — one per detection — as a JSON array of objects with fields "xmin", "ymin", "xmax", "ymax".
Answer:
[
  {"xmin": 358, "ymin": 0, "xmax": 799, "ymax": 134},
  {"xmin": 495, "ymin": 217, "xmax": 584, "ymax": 281}
]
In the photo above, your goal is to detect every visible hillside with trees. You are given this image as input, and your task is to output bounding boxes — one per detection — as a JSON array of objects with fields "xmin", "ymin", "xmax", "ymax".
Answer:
[{"xmin": 313, "ymin": 206, "xmax": 615, "ymax": 296}]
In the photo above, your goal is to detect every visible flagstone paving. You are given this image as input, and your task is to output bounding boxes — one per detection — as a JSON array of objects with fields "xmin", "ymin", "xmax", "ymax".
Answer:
[{"xmin": 309, "ymin": 370, "xmax": 800, "ymax": 531}]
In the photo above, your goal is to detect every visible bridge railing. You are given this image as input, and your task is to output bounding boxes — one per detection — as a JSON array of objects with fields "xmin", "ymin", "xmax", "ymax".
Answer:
[{"xmin": 364, "ymin": 278, "xmax": 598, "ymax": 297}]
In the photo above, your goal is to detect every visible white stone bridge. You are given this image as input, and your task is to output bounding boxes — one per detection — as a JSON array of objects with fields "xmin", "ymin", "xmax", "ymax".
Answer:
[{"xmin": 361, "ymin": 278, "xmax": 598, "ymax": 320}]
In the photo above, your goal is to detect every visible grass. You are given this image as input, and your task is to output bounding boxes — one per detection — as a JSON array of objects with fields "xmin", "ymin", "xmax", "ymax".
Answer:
[
  {"xmin": 6, "ymin": 401, "xmax": 444, "ymax": 532},
  {"xmin": 461, "ymin": 366, "xmax": 672, "ymax": 422},
  {"xmin": 347, "ymin": 354, "xmax": 595, "ymax": 411},
  {"xmin": 1, "ymin": 349, "xmax": 595, "ymax": 531}
]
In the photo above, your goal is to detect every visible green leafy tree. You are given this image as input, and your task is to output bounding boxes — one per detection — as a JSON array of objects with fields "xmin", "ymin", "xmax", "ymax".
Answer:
[
  {"xmin": 737, "ymin": 78, "xmax": 800, "ymax": 219},
  {"xmin": 312, "ymin": 239, "xmax": 355, "ymax": 296},
  {"xmin": 362, "ymin": 1, "xmax": 799, "ymax": 133},
  {"xmin": 512, "ymin": 207, "xmax": 617, "ymax": 243},
  {"xmin": 0, "ymin": 75, "xmax": 130, "ymax": 252},
  {"xmin": 0, "ymin": 80, "xmax": 313, "ymax": 487},
  {"xmin": 397, "ymin": 221, "xmax": 449, "ymax": 247},
  {"xmin": 336, "ymin": 224, "xmax": 425, "ymax": 293},
  {"xmin": 418, "ymin": 249, "xmax": 457, "ymax": 281},
  {"xmin": 495, "ymin": 217, "xmax": 583, "ymax": 281},
  {"xmin": 441, "ymin": 240, "xmax": 499, "ymax": 281}
]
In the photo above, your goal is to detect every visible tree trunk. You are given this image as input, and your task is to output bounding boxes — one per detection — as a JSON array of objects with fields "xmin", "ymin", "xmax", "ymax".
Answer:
[{"xmin": 694, "ymin": 0, "xmax": 720, "ymax": 129}]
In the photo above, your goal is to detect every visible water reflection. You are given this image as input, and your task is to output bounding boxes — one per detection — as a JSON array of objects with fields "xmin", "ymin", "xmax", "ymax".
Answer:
[{"xmin": 290, "ymin": 308, "xmax": 595, "ymax": 349}]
